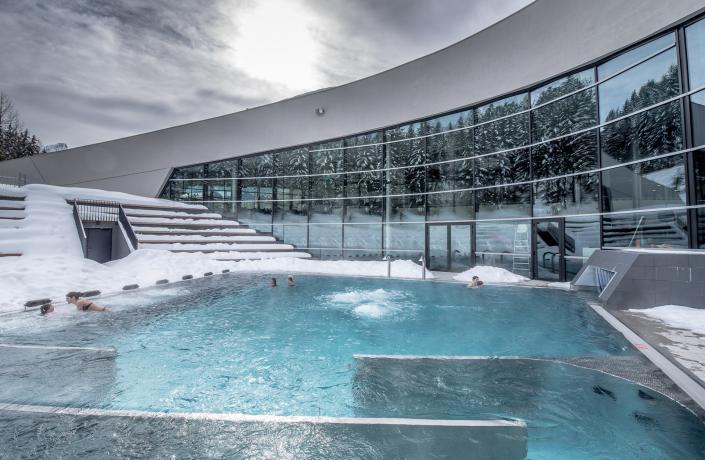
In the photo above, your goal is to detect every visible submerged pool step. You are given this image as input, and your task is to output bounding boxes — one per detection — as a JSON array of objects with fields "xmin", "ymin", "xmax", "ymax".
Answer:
[{"xmin": 0, "ymin": 403, "xmax": 527, "ymax": 459}]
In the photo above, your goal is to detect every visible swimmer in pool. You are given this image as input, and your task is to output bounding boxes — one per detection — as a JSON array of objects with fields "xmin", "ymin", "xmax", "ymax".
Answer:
[
  {"xmin": 287, "ymin": 275, "xmax": 295, "ymax": 287},
  {"xmin": 271, "ymin": 277, "xmax": 278, "ymax": 287},
  {"xmin": 467, "ymin": 276, "xmax": 484, "ymax": 288},
  {"xmin": 65, "ymin": 292, "xmax": 110, "ymax": 312},
  {"xmin": 39, "ymin": 303, "xmax": 54, "ymax": 315}
]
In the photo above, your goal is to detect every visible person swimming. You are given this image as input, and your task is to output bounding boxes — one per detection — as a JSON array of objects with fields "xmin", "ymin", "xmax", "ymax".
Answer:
[
  {"xmin": 65, "ymin": 292, "xmax": 110, "ymax": 312},
  {"xmin": 39, "ymin": 303, "xmax": 54, "ymax": 315},
  {"xmin": 467, "ymin": 276, "xmax": 484, "ymax": 288},
  {"xmin": 271, "ymin": 277, "xmax": 278, "ymax": 287},
  {"xmin": 287, "ymin": 275, "xmax": 295, "ymax": 287}
]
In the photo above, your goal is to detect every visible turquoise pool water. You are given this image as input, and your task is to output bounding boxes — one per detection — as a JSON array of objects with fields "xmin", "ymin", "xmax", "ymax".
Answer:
[{"xmin": 1, "ymin": 274, "xmax": 704, "ymax": 458}]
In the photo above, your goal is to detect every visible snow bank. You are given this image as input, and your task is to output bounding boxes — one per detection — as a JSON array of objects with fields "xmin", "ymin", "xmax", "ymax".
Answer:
[
  {"xmin": 453, "ymin": 265, "xmax": 528, "ymax": 284},
  {"xmin": 631, "ymin": 305, "xmax": 705, "ymax": 335}
]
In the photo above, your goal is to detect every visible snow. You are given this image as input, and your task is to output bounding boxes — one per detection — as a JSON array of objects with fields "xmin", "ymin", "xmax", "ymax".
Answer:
[
  {"xmin": 133, "ymin": 226, "xmax": 257, "ymax": 234},
  {"xmin": 138, "ymin": 234, "xmax": 275, "ymax": 242},
  {"xmin": 548, "ymin": 281, "xmax": 572, "ymax": 290},
  {"xmin": 140, "ymin": 243, "xmax": 294, "ymax": 250},
  {"xmin": 453, "ymin": 265, "xmax": 528, "ymax": 284},
  {"xmin": 617, "ymin": 248, "xmax": 705, "ymax": 255},
  {"xmin": 0, "ymin": 184, "xmax": 430, "ymax": 314},
  {"xmin": 0, "ymin": 200, "xmax": 25, "ymax": 209},
  {"xmin": 128, "ymin": 217, "xmax": 240, "ymax": 226},
  {"xmin": 631, "ymin": 305, "xmax": 705, "ymax": 335},
  {"xmin": 124, "ymin": 208, "xmax": 222, "ymax": 218}
]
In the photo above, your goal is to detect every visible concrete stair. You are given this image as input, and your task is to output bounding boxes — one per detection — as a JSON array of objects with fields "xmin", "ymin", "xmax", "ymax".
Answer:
[
  {"xmin": 0, "ymin": 193, "xmax": 26, "ymax": 257},
  {"xmin": 122, "ymin": 204, "xmax": 310, "ymax": 261}
]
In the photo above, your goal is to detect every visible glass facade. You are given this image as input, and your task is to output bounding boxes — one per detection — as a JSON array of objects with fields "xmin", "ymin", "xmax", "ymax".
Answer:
[{"xmin": 161, "ymin": 17, "xmax": 705, "ymax": 280}]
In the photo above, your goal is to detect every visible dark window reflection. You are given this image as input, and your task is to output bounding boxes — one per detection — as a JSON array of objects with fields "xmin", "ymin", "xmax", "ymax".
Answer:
[
  {"xmin": 475, "ymin": 185, "xmax": 531, "ymax": 219},
  {"xmin": 686, "ymin": 18, "xmax": 705, "ymax": 89},
  {"xmin": 601, "ymin": 156, "xmax": 686, "ymax": 212},
  {"xmin": 603, "ymin": 210, "xmax": 688, "ymax": 248},
  {"xmin": 601, "ymin": 102, "xmax": 682, "ymax": 166},
  {"xmin": 238, "ymin": 154, "xmax": 274, "ymax": 232},
  {"xmin": 694, "ymin": 152, "xmax": 705, "ymax": 248},
  {"xmin": 597, "ymin": 33, "xmax": 674, "ymax": 80},
  {"xmin": 532, "ymin": 131, "xmax": 598, "ymax": 179},
  {"xmin": 692, "ymin": 90, "xmax": 705, "ymax": 147},
  {"xmin": 273, "ymin": 149, "xmax": 308, "ymax": 247},
  {"xmin": 534, "ymin": 173, "xmax": 599, "ymax": 216},
  {"xmin": 309, "ymin": 141, "xmax": 344, "ymax": 255},
  {"xmin": 599, "ymin": 48, "xmax": 679, "ymax": 123}
]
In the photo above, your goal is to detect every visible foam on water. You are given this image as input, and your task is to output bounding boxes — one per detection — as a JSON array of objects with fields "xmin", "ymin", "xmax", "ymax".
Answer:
[{"xmin": 327, "ymin": 289, "xmax": 408, "ymax": 319}]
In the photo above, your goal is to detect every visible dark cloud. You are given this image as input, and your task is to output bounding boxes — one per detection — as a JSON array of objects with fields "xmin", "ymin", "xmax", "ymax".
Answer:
[{"xmin": 0, "ymin": 0, "xmax": 531, "ymax": 148}]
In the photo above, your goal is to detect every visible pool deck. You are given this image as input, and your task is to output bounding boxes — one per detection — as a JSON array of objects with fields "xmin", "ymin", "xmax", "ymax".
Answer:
[
  {"xmin": 592, "ymin": 305, "xmax": 705, "ymax": 413},
  {"xmin": 611, "ymin": 309, "xmax": 705, "ymax": 390}
]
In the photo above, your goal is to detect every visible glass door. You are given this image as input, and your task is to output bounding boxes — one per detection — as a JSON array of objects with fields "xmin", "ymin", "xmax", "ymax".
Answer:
[
  {"xmin": 426, "ymin": 223, "xmax": 473, "ymax": 272},
  {"xmin": 427, "ymin": 224, "xmax": 449, "ymax": 271},
  {"xmin": 532, "ymin": 219, "xmax": 565, "ymax": 281},
  {"xmin": 450, "ymin": 224, "xmax": 472, "ymax": 271}
]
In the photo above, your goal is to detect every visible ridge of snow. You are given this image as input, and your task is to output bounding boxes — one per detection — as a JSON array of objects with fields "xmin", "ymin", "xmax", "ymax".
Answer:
[
  {"xmin": 128, "ymin": 217, "xmax": 241, "ymax": 225},
  {"xmin": 139, "ymin": 243, "xmax": 294, "ymax": 250},
  {"xmin": 138, "ymin": 235, "xmax": 275, "ymax": 242}
]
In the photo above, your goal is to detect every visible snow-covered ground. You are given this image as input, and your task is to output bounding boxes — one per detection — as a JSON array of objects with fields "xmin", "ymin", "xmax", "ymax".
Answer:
[
  {"xmin": 628, "ymin": 305, "xmax": 705, "ymax": 383},
  {"xmin": 0, "ymin": 183, "xmax": 542, "ymax": 315},
  {"xmin": 453, "ymin": 265, "xmax": 529, "ymax": 284}
]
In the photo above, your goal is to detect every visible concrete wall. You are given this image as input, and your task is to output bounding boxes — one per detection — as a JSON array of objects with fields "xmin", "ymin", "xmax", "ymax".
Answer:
[
  {"xmin": 2, "ymin": 0, "xmax": 705, "ymax": 196},
  {"xmin": 574, "ymin": 250, "xmax": 705, "ymax": 308}
]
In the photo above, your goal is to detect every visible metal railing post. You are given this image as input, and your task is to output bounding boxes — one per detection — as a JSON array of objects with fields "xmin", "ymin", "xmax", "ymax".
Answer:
[
  {"xmin": 419, "ymin": 255, "xmax": 426, "ymax": 280},
  {"xmin": 385, "ymin": 255, "xmax": 391, "ymax": 278}
]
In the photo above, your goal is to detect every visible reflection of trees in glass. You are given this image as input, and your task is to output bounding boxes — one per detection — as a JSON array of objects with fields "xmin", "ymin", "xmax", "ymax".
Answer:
[
  {"xmin": 345, "ymin": 132, "xmax": 382, "ymax": 214},
  {"xmin": 601, "ymin": 65, "xmax": 682, "ymax": 173},
  {"xmin": 275, "ymin": 148, "xmax": 308, "ymax": 215},
  {"xmin": 534, "ymin": 174, "xmax": 599, "ymax": 215},
  {"xmin": 239, "ymin": 154, "xmax": 274, "ymax": 212},
  {"xmin": 426, "ymin": 112, "xmax": 473, "ymax": 193},
  {"xmin": 385, "ymin": 123, "xmax": 425, "ymax": 208}
]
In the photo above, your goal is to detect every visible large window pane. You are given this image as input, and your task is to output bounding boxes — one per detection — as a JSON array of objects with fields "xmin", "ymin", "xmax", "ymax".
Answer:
[
  {"xmin": 427, "ymin": 190, "xmax": 473, "ymax": 222},
  {"xmin": 170, "ymin": 165, "xmax": 205, "ymax": 202},
  {"xmin": 598, "ymin": 47, "xmax": 679, "ymax": 123},
  {"xmin": 426, "ymin": 111, "xmax": 473, "ymax": 193},
  {"xmin": 692, "ymin": 90, "xmax": 705, "ymax": 147},
  {"xmin": 384, "ymin": 196, "xmax": 425, "ymax": 260},
  {"xmin": 597, "ymin": 33, "xmax": 675, "ymax": 81},
  {"xmin": 694, "ymin": 151, "xmax": 705, "ymax": 248},
  {"xmin": 309, "ymin": 141, "xmax": 344, "ymax": 256},
  {"xmin": 475, "ymin": 149, "xmax": 530, "ymax": 185},
  {"xmin": 601, "ymin": 156, "xmax": 686, "ymax": 212},
  {"xmin": 475, "ymin": 184, "xmax": 531, "ymax": 219},
  {"xmin": 238, "ymin": 154, "xmax": 274, "ymax": 232},
  {"xmin": 345, "ymin": 132, "xmax": 383, "ymax": 198},
  {"xmin": 475, "ymin": 221, "xmax": 531, "ymax": 277},
  {"xmin": 474, "ymin": 94, "xmax": 529, "ymax": 158},
  {"xmin": 273, "ymin": 149, "xmax": 308, "ymax": 247},
  {"xmin": 565, "ymin": 217, "xmax": 600, "ymax": 279},
  {"xmin": 532, "ymin": 69, "xmax": 595, "ymax": 107},
  {"xmin": 344, "ymin": 197, "xmax": 382, "ymax": 260},
  {"xmin": 601, "ymin": 102, "xmax": 682, "ymax": 166},
  {"xmin": 533, "ymin": 173, "xmax": 599, "ymax": 216},
  {"xmin": 686, "ymin": 18, "xmax": 705, "ymax": 89},
  {"xmin": 602, "ymin": 210, "xmax": 688, "ymax": 249},
  {"xmin": 532, "ymin": 131, "xmax": 598, "ymax": 178}
]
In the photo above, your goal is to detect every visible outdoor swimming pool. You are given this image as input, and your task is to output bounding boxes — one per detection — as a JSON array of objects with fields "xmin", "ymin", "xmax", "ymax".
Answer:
[{"xmin": 1, "ymin": 274, "xmax": 704, "ymax": 458}]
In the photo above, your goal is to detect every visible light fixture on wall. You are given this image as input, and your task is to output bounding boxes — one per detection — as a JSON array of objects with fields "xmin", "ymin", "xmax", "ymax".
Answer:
[{"xmin": 315, "ymin": 107, "xmax": 325, "ymax": 116}]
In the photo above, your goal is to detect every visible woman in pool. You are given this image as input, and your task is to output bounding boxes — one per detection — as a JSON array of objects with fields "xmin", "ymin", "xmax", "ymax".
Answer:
[
  {"xmin": 65, "ymin": 292, "xmax": 110, "ymax": 312},
  {"xmin": 467, "ymin": 276, "xmax": 484, "ymax": 288},
  {"xmin": 271, "ymin": 277, "xmax": 278, "ymax": 287}
]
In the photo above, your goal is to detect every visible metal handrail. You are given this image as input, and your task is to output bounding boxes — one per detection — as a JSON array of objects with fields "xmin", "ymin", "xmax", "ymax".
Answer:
[
  {"xmin": 118, "ymin": 205, "xmax": 139, "ymax": 250},
  {"xmin": 627, "ymin": 216, "xmax": 645, "ymax": 248},
  {"xmin": 72, "ymin": 201, "xmax": 88, "ymax": 257}
]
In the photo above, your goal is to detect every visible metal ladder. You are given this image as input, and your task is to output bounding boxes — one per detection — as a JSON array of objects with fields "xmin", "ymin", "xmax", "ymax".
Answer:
[{"xmin": 512, "ymin": 224, "xmax": 530, "ymax": 275}]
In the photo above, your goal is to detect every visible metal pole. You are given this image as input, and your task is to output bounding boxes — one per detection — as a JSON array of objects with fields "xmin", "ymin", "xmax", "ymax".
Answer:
[
  {"xmin": 419, "ymin": 255, "xmax": 426, "ymax": 280},
  {"xmin": 385, "ymin": 255, "xmax": 391, "ymax": 278}
]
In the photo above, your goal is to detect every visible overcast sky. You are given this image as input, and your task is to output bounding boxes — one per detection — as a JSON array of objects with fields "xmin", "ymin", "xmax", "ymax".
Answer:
[{"xmin": 0, "ymin": 0, "xmax": 531, "ymax": 148}]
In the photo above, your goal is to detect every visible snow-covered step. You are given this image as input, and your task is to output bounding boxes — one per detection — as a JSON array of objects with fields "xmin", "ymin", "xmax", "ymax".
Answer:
[
  {"xmin": 134, "ymin": 228, "xmax": 258, "ymax": 236},
  {"xmin": 213, "ymin": 252, "xmax": 312, "ymax": 261},
  {"xmin": 120, "ymin": 202, "xmax": 210, "ymax": 213},
  {"xmin": 125, "ymin": 208, "xmax": 223, "ymax": 219},
  {"xmin": 140, "ymin": 242, "xmax": 295, "ymax": 251},
  {"xmin": 0, "ymin": 209, "xmax": 24, "ymax": 220},
  {"xmin": 138, "ymin": 235, "xmax": 276, "ymax": 243},
  {"xmin": 0, "ymin": 200, "xmax": 25, "ymax": 210},
  {"xmin": 128, "ymin": 216, "xmax": 242, "ymax": 226}
]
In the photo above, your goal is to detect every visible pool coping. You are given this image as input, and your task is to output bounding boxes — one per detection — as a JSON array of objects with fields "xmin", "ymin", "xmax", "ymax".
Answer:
[
  {"xmin": 0, "ymin": 402, "xmax": 525, "ymax": 428},
  {"xmin": 589, "ymin": 304, "xmax": 705, "ymax": 411}
]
